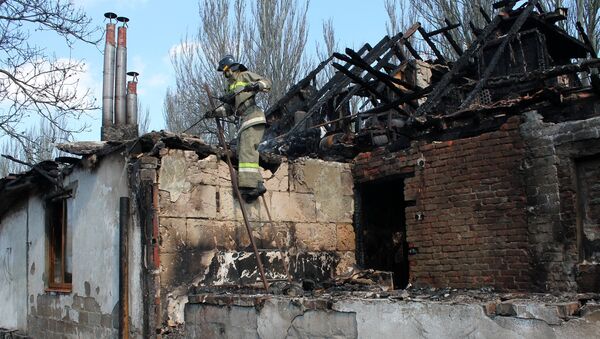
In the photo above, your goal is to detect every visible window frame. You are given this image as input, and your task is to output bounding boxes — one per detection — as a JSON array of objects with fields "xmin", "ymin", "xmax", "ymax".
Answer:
[{"xmin": 45, "ymin": 191, "xmax": 73, "ymax": 293}]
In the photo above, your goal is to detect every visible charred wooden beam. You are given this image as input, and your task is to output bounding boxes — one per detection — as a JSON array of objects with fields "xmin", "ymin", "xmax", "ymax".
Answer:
[
  {"xmin": 479, "ymin": 6, "xmax": 492, "ymax": 23},
  {"xmin": 343, "ymin": 49, "xmax": 405, "ymax": 95},
  {"xmin": 425, "ymin": 23, "xmax": 461, "ymax": 37},
  {"xmin": 443, "ymin": 19, "xmax": 464, "ymax": 56},
  {"xmin": 267, "ymin": 43, "xmax": 372, "ymax": 118},
  {"xmin": 392, "ymin": 41, "xmax": 408, "ymax": 61},
  {"xmin": 332, "ymin": 62, "xmax": 391, "ymax": 103},
  {"xmin": 469, "ymin": 21, "xmax": 483, "ymax": 37},
  {"xmin": 445, "ymin": 88, "xmax": 559, "ymax": 120},
  {"xmin": 484, "ymin": 58, "xmax": 600, "ymax": 88},
  {"xmin": 390, "ymin": 23, "xmax": 421, "ymax": 62},
  {"xmin": 266, "ymin": 55, "xmax": 334, "ymax": 117},
  {"xmin": 577, "ymin": 21, "xmax": 598, "ymax": 57},
  {"xmin": 541, "ymin": 8, "xmax": 567, "ymax": 24},
  {"xmin": 1, "ymin": 154, "xmax": 63, "ymax": 188},
  {"xmin": 415, "ymin": 14, "xmax": 503, "ymax": 119},
  {"xmin": 334, "ymin": 52, "xmax": 416, "ymax": 91},
  {"xmin": 535, "ymin": 2, "xmax": 545, "ymax": 13},
  {"xmin": 287, "ymin": 34, "xmax": 402, "ymax": 136},
  {"xmin": 459, "ymin": 0, "xmax": 541, "ymax": 110},
  {"xmin": 404, "ymin": 40, "xmax": 423, "ymax": 60},
  {"xmin": 418, "ymin": 26, "xmax": 446, "ymax": 63},
  {"xmin": 359, "ymin": 84, "xmax": 434, "ymax": 116},
  {"xmin": 332, "ymin": 47, "xmax": 416, "ymax": 113},
  {"xmin": 493, "ymin": 0, "xmax": 517, "ymax": 10}
]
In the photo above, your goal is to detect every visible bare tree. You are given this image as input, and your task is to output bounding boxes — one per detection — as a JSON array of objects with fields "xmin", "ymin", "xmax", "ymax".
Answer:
[
  {"xmin": 315, "ymin": 19, "xmax": 339, "ymax": 85},
  {"xmin": 0, "ymin": 117, "xmax": 69, "ymax": 176},
  {"xmin": 576, "ymin": 0, "xmax": 600, "ymax": 51},
  {"xmin": 164, "ymin": 0, "xmax": 311, "ymax": 143},
  {"xmin": 0, "ymin": 0, "xmax": 101, "ymax": 152},
  {"xmin": 137, "ymin": 100, "xmax": 151, "ymax": 135},
  {"xmin": 407, "ymin": 0, "xmax": 496, "ymax": 60},
  {"xmin": 405, "ymin": 0, "xmax": 600, "ymax": 61},
  {"xmin": 385, "ymin": 0, "xmax": 418, "ymax": 37}
]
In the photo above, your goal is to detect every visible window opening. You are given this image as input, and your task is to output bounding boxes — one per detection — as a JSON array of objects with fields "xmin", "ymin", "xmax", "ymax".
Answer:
[{"xmin": 47, "ymin": 196, "xmax": 72, "ymax": 291}]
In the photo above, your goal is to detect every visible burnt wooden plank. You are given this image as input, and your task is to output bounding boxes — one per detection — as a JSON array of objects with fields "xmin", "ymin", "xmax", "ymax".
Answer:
[
  {"xmin": 443, "ymin": 19, "xmax": 464, "ymax": 56},
  {"xmin": 404, "ymin": 40, "xmax": 423, "ymax": 60},
  {"xmin": 480, "ymin": 6, "xmax": 492, "ymax": 23},
  {"xmin": 332, "ymin": 62, "xmax": 391, "ymax": 102},
  {"xmin": 458, "ymin": 0, "xmax": 540, "ymax": 110},
  {"xmin": 577, "ymin": 21, "xmax": 598, "ymax": 57},
  {"xmin": 332, "ymin": 24, "xmax": 423, "ymax": 113},
  {"xmin": 426, "ymin": 23, "xmax": 461, "ymax": 37},
  {"xmin": 414, "ymin": 13, "xmax": 503, "ymax": 118},
  {"xmin": 418, "ymin": 26, "xmax": 446, "ymax": 63},
  {"xmin": 344, "ymin": 49, "xmax": 405, "ymax": 95}
]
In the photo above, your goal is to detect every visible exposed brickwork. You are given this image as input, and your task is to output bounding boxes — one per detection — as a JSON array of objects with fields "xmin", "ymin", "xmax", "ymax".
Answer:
[
  {"xmin": 354, "ymin": 117, "xmax": 532, "ymax": 290},
  {"xmin": 27, "ymin": 294, "xmax": 117, "ymax": 339}
]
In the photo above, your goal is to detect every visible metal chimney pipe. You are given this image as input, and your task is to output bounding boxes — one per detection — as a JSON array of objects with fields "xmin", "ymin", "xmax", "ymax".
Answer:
[
  {"xmin": 114, "ymin": 16, "xmax": 129, "ymax": 126},
  {"xmin": 126, "ymin": 71, "xmax": 138, "ymax": 126},
  {"xmin": 101, "ymin": 12, "xmax": 117, "ymax": 132}
]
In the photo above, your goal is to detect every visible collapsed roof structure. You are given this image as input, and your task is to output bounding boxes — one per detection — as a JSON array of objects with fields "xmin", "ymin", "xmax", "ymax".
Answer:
[
  {"xmin": 2, "ymin": 1, "xmax": 600, "ymax": 338},
  {"xmin": 264, "ymin": 0, "xmax": 599, "ymax": 160}
]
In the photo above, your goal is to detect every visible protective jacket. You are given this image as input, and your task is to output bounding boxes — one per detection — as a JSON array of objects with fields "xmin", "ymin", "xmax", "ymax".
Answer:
[
  {"xmin": 216, "ymin": 69, "xmax": 271, "ymax": 189},
  {"xmin": 223, "ymin": 70, "xmax": 271, "ymax": 132}
]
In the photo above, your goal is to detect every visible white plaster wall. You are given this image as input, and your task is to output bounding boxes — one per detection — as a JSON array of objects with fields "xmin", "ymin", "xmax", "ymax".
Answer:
[
  {"xmin": 27, "ymin": 153, "xmax": 130, "ymax": 318},
  {"xmin": 26, "ymin": 195, "xmax": 46, "ymax": 312},
  {"xmin": 0, "ymin": 206, "xmax": 29, "ymax": 331}
]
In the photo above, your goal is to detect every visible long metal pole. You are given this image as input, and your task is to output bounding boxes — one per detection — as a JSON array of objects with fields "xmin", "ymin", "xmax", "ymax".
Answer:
[
  {"xmin": 119, "ymin": 197, "xmax": 130, "ymax": 339},
  {"xmin": 203, "ymin": 84, "xmax": 269, "ymax": 291},
  {"xmin": 126, "ymin": 78, "xmax": 138, "ymax": 125},
  {"xmin": 102, "ymin": 21, "xmax": 116, "ymax": 131},
  {"xmin": 115, "ymin": 24, "xmax": 128, "ymax": 126}
]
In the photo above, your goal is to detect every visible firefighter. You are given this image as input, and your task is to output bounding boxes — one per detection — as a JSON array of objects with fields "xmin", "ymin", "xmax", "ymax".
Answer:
[{"xmin": 207, "ymin": 54, "xmax": 271, "ymax": 202}]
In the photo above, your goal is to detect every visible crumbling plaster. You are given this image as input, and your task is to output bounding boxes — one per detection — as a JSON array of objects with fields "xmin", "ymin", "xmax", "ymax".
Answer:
[{"xmin": 0, "ymin": 153, "xmax": 143, "ymax": 337}]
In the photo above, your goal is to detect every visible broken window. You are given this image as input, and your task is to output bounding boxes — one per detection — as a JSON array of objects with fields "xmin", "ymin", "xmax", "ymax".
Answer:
[
  {"xmin": 46, "ymin": 194, "xmax": 72, "ymax": 291},
  {"xmin": 576, "ymin": 156, "xmax": 600, "ymax": 263}
]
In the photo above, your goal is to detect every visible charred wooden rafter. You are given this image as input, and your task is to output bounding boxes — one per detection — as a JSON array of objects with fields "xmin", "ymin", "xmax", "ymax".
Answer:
[
  {"xmin": 459, "ymin": 0, "xmax": 540, "ymax": 110},
  {"xmin": 263, "ymin": 0, "xmax": 597, "ymax": 158}
]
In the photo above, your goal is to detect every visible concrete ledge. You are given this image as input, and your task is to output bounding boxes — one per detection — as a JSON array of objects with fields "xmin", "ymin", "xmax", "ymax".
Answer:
[{"xmin": 183, "ymin": 294, "xmax": 600, "ymax": 339}]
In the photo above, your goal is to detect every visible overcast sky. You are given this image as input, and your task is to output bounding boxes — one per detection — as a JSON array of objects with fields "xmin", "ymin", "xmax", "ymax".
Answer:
[{"xmin": 58, "ymin": 0, "xmax": 395, "ymax": 141}]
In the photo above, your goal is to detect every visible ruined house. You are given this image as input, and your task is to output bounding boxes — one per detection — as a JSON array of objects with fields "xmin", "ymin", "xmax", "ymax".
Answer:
[{"xmin": 1, "ymin": 1, "xmax": 600, "ymax": 338}]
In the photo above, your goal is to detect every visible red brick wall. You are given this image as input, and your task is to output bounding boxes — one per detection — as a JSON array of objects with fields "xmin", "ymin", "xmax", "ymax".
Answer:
[{"xmin": 353, "ymin": 117, "xmax": 532, "ymax": 290}]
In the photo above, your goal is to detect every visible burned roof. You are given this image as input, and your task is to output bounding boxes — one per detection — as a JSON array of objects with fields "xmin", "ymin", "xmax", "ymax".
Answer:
[
  {"xmin": 0, "ymin": 132, "xmax": 214, "ymax": 219},
  {"xmin": 261, "ymin": 1, "xmax": 600, "ymax": 160},
  {"xmin": 0, "ymin": 131, "xmax": 286, "ymax": 219}
]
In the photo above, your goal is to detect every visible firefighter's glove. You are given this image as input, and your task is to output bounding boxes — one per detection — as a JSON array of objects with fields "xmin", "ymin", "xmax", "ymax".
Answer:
[
  {"xmin": 218, "ymin": 93, "xmax": 235, "ymax": 105},
  {"xmin": 204, "ymin": 109, "xmax": 216, "ymax": 118},
  {"xmin": 243, "ymin": 83, "xmax": 261, "ymax": 92},
  {"xmin": 205, "ymin": 106, "xmax": 227, "ymax": 118}
]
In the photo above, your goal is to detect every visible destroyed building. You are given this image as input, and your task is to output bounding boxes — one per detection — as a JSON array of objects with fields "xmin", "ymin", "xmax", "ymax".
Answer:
[{"xmin": 1, "ymin": 1, "xmax": 600, "ymax": 338}]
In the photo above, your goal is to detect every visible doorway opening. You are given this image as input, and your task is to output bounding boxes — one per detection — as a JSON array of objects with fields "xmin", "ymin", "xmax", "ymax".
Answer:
[{"xmin": 357, "ymin": 177, "xmax": 409, "ymax": 289}]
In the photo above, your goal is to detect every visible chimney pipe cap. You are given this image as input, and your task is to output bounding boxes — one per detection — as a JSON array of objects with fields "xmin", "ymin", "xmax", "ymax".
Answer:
[
  {"xmin": 127, "ymin": 71, "xmax": 140, "ymax": 81},
  {"xmin": 104, "ymin": 12, "xmax": 117, "ymax": 20},
  {"xmin": 117, "ymin": 16, "xmax": 130, "ymax": 24}
]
